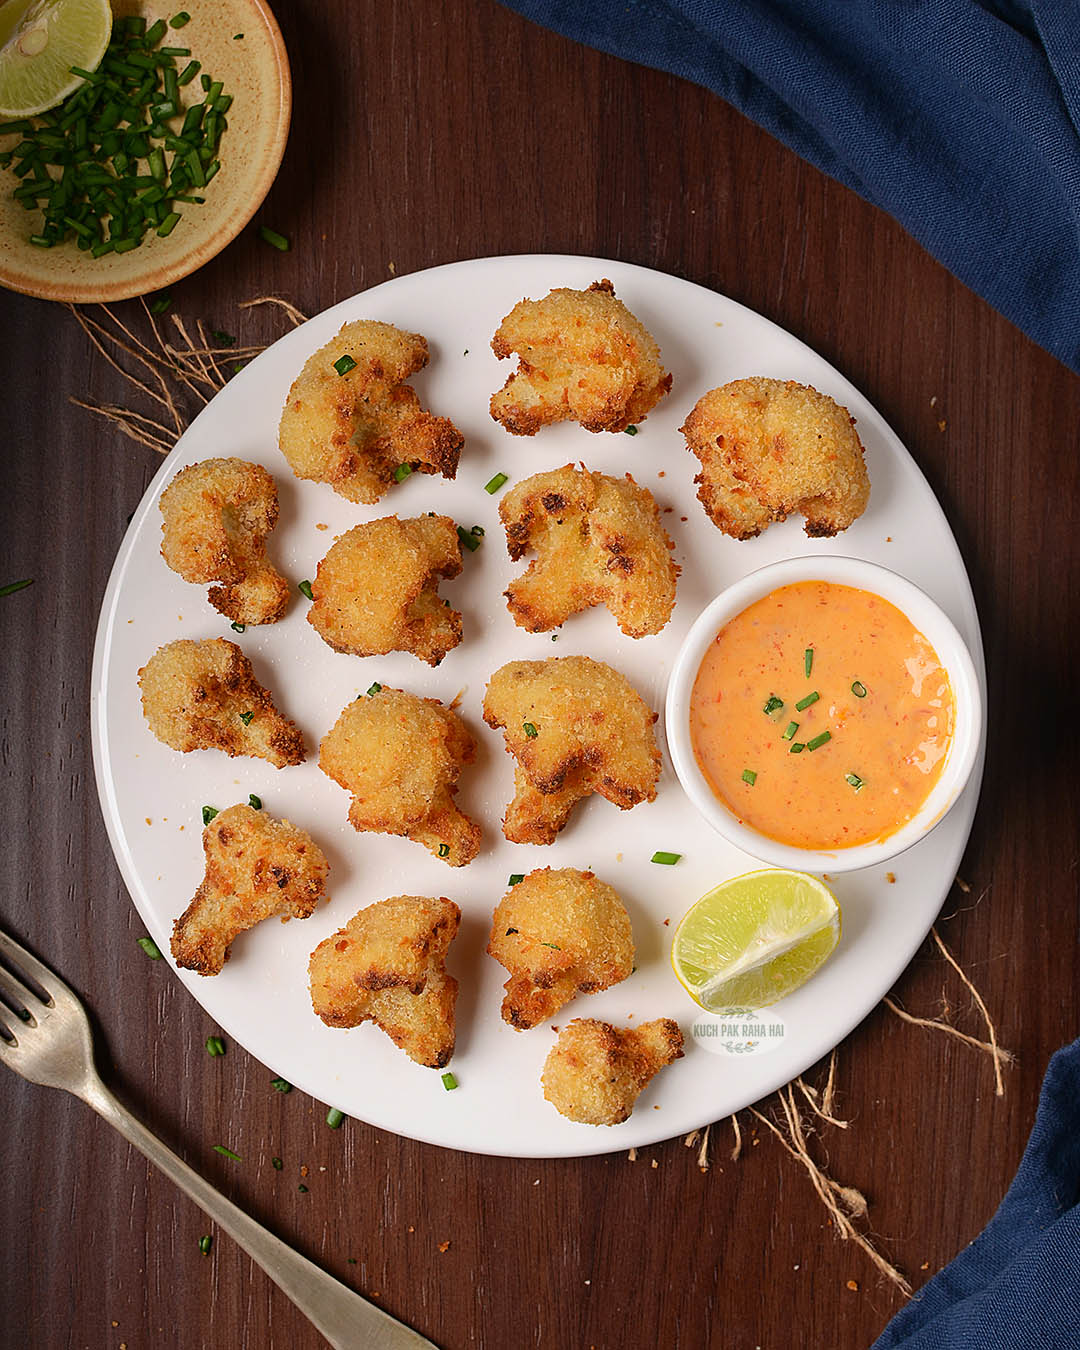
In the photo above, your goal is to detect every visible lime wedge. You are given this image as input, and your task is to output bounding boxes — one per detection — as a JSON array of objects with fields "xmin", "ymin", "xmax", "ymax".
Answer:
[
  {"xmin": 0, "ymin": 0, "xmax": 111, "ymax": 118},
  {"xmin": 671, "ymin": 869, "xmax": 841, "ymax": 1013}
]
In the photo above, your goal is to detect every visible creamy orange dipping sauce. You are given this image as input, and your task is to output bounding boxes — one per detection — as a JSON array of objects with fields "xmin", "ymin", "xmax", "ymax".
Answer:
[{"xmin": 689, "ymin": 581, "xmax": 955, "ymax": 850}]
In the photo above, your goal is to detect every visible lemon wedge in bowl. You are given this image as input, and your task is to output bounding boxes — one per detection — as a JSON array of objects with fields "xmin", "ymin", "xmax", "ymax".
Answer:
[
  {"xmin": 0, "ymin": 0, "xmax": 111, "ymax": 118},
  {"xmin": 671, "ymin": 869, "xmax": 841, "ymax": 1013}
]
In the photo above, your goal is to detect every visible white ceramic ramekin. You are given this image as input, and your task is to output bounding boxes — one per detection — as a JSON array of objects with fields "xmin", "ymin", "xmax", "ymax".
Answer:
[{"xmin": 665, "ymin": 557, "xmax": 983, "ymax": 873}]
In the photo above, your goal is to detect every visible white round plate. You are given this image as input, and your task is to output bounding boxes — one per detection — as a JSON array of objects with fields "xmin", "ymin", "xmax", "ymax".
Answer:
[{"xmin": 91, "ymin": 255, "xmax": 986, "ymax": 1158}]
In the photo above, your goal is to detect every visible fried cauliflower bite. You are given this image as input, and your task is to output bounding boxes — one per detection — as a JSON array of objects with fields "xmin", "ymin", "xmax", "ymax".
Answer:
[
  {"xmin": 278, "ymin": 320, "xmax": 464, "ymax": 504},
  {"xmin": 138, "ymin": 638, "xmax": 305, "ymax": 768},
  {"xmin": 308, "ymin": 895, "xmax": 460, "ymax": 1067},
  {"xmin": 487, "ymin": 868, "xmax": 634, "ymax": 1030},
  {"xmin": 171, "ymin": 804, "xmax": 328, "ymax": 976},
  {"xmin": 159, "ymin": 457, "xmax": 290, "ymax": 626},
  {"xmin": 501, "ymin": 464, "xmax": 678, "ymax": 637},
  {"xmin": 482, "ymin": 656, "xmax": 661, "ymax": 844},
  {"xmin": 681, "ymin": 377, "xmax": 871, "ymax": 539},
  {"xmin": 490, "ymin": 279, "xmax": 671, "ymax": 435},
  {"xmin": 542, "ymin": 1018, "xmax": 684, "ymax": 1125},
  {"xmin": 308, "ymin": 514, "xmax": 463, "ymax": 666},
  {"xmin": 319, "ymin": 687, "xmax": 481, "ymax": 866}
]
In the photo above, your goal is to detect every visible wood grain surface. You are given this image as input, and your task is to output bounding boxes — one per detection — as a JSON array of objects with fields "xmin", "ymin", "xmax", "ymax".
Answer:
[{"xmin": 1, "ymin": 3, "xmax": 1077, "ymax": 1348}]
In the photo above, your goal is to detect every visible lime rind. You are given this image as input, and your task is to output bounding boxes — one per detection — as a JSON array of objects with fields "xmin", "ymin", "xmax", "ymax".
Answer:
[
  {"xmin": 671, "ymin": 869, "xmax": 841, "ymax": 1013},
  {"xmin": 0, "ymin": 0, "xmax": 112, "ymax": 118}
]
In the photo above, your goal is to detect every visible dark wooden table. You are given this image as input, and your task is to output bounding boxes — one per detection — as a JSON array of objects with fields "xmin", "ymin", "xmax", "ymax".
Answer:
[{"xmin": 2, "ymin": 3, "xmax": 1077, "ymax": 1347}]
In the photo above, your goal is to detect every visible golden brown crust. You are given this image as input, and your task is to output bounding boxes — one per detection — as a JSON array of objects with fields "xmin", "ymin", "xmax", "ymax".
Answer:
[
  {"xmin": 171, "ymin": 804, "xmax": 328, "ymax": 976},
  {"xmin": 307, "ymin": 515, "xmax": 463, "ymax": 666},
  {"xmin": 138, "ymin": 638, "xmax": 305, "ymax": 768},
  {"xmin": 487, "ymin": 868, "xmax": 634, "ymax": 1029},
  {"xmin": 319, "ymin": 686, "xmax": 481, "ymax": 866},
  {"xmin": 159, "ymin": 457, "xmax": 290, "ymax": 625},
  {"xmin": 681, "ymin": 378, "xmax": 870, "ymax": 539},
  {"xmin": 500, "ymin": 463, "xmax": 678, "ymax": 637},
  {"xmin": 541, "ymin": 1018, "xmax": 684, "ymax": 1125},
  {"xmin": 489, "ymin": 279, "xmax": 671, "ymax": 435},
  {"xmin": 482, "ymin": 655, "xmax": 660, "ymax": 843},
  {"xmin": 308, "ymin": 895, "xmax": 460, "ymax": 1067},
  {"xmin": 278, "ymin": 320, "xmax": 464, "ymax": 504}
]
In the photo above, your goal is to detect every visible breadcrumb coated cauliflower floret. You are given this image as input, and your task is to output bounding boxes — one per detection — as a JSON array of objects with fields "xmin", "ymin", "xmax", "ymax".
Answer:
[
  {"xmin": 483, "ymin": 656, "xmax": 661, "ymax": 844},
  {"xmin": 159, "ymin": 457, "xmax": 290, "ymax": 625},
  {"xmin": 278, "ymin": 319, "xmax": 464, "ymax": 504},
  {"xmin": 308, "ymin": 895, "xmax": 460, "ymax": 1067},
  {"xmin": 319, "ymin": 686, "xmax": 481, "ymax": 866},
  {"xmin": 487, "ymin": 868, "xmax": 634, "ymax": 1030},
  {"xmin": 171, "ymin": 804, "xmax": 328, "ymax": 976},
  {"xmin": 501, "ymin": 463, "xmax": 678, "ymax": 637},
  {"xmin": 490, "ymin": 279, "xmax": 671, "ymax": 435},
  {"xmin": 542, "ymin": 1017, "xmax": 684, "ymax": 1125},
  {"xmin": 308, "ymin": 514, "xmax": 463, "ymax": 667},
  {"xmin": 138, "ymin": 638, "xmax": 305, "ymax": 768},
  {"xmin": 681, "ymin": 378, "xmax": 870, "ymax": 539}
]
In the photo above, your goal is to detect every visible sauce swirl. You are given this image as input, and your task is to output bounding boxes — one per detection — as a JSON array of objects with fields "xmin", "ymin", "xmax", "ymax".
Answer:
[{"xmin": 689, "ymin": 581, "xmax": 955, "ymax": 850}]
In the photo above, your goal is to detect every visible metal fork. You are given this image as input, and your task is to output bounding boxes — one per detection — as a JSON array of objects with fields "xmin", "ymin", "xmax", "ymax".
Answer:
[{"xmin": 0, "ymin": 924, "xmax": 438, "ymax": 1350}]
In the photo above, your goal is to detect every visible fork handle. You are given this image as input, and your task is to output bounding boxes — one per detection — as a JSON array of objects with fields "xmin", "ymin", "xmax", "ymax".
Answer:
[{"xmin": 80, "ymin": 1077, "xmax": 437, "ymax": 1350}]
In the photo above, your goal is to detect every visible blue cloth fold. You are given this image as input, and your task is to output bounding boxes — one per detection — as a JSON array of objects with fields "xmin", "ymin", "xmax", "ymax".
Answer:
[
  {"xmin": 501, "ymin": 1, "xmax": 1080, "ymax": 374},
  {"xmin": 872, "ymin": 1036, "xmax": 1080, "ymax": 1349}
]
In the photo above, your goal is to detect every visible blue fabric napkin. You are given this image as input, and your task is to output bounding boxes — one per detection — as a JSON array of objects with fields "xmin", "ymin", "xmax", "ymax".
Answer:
[
  {"xmin": 872, "ymin": 1036, "xmax": 1080, "ymax": 1349},
  {"xmin": 500, "ymin": 1, "xmax": 1080, "ymax": 374}
]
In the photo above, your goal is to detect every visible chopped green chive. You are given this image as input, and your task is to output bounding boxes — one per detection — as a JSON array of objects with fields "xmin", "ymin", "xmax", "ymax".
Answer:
[
  {"xmin": 0, "ymin": 579, "xmax": 33, "ymax": 597},
  {"xmin": 851, "ymin": 680, "xmax": 868, "ymax": 698},
  {"xmin": 149, "ymin": 292, "xmax": 172, "ymax": 314},
  {"xmin": 230, "ymin": 621, "xmax": 245, "ymax": 632},
  {"xmin": 508, "ymin": 874, "xmax": 524, "ymax": 886},
  {"xmin": 457, "ymin": 525, "xmax": 481, "ymax": 551},
  {"xmin": 484, "ymin": 472, "xmax": 509, "ymax": 494},
  {"xmin": 441, "ymin": 1072, "xmax": 458, "ymax": 1091},
  {"xmin": 333, "ymin": 353, "xmax": 357, "ymax": 376},
  {"xmin": 248, "ymin": 794, "xmax": 262, "ymax": 810},
  {"xmin": 807, "ymin": 730, "xmax": 832, "ymax": 751},
  {"xmin": 238, "ymin": 710, "xmax": 254, "ymax": 725},
  {"xmin": 297, "ymin": 1183, "xmax": 308, "ymax": 1192},
  {"xmin": 845, "ymin": 772, "xmax": 865, "ymax": 791},
  {"xmin": 213, "ymin": 1145, "xmax": 241, "ymax": 1161},
  {"xmin": 540, "ymin": 942, "xmax": 561, "ymax": 950},
  {"xmin": 271, "ymin": 1077, "xmax": 292, "ymax": 1093},
  {"xmin": 298, "ymin": 580, "xmax": 313, "ymax": 600},
  {"xmin": 782, "ymin": 721, "xmax": 799, "ymax": 741},
  {"xmin": 763, "ymin": 695, "xmax": 784, "ymax": 716},
  {"xmin": 437, "ymin": 843, "xmax": 450, "ymax": 858},
  {"xmin": 651, "ymin": 851, "xmax": 681, "ymax": 865},
  {"xmin": 137, "ymin": 936, "xmax": 162, "ymax": 960},
  {"xmin": 366, "ymin": 682, "xmax": 382, "ymax": 696},
  {"xmin": 741, "ymin": 769, "xmax": 757, "ymax": 785},
  {"xmin": 156, "ymin": 211, "xmax": 181, "ymax": 238},
  {"xmin": 171, "ymin": 12, "xmax": 192, "ymax": 27},
  {"xmin": 470, "ymin": 524, "xmax": 485, "ymax": 538},
  {"xmin": 522, "ymin": 722, "xmax": 538, "ymax": 738},
  {"xmin": 804, "ymin": 648, "xmax": 814, "ymax": 678},
  {"xmin": 211, "ymin": 329, "xmax": 235, "ymax": 347},
  {"xmin": 205, "ymin": 1035, "xmax": 225, "ymax": 1057},
  {"xmin": 201, "ymin": 805, "xmax": 218, "ymax": 825},
  {"xmin": 393, "ymin": 463, "xmax": 412, "ymax": 482},
  {"xmin": 795, "ymin": 691, "xmax": 820, "ymax": 711},
  {"xmin": 624, "ymin": 425, "xmax": 639, "ymax": 435},
  {"xmin": 198, "ymin": 1235, "xmax": 212, "ymax": 1255},
  {"xmin": 790, "ymin": 742, "xmax": 806, "ymax": 754},
  {"xmin": 271, "ymin": 1156, "xmax": 284, "ymax": 1170},
  {"xmin": 233, "ymin": 33, "xmax": 244, "ymax": 40},
  {"xmin": 259, "ymin": 225, "xmax": 290, "ymax": 251},
  {"xmin": 326, "ymin": 1107, "xmax": 345, "ymax": 1129},
  {"xmin": 505, "ymin": 927, "xmax": 519, "ymax": 936}
]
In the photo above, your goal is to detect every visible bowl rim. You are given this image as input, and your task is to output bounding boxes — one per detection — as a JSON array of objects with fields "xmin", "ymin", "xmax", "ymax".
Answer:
[
  {"xmin": 664, "ymin": 555, "xmax": 984, "ymax": 874},
  {"xmin": 0, "ymin": 0, "xmax": 291, "ymax": 303}
]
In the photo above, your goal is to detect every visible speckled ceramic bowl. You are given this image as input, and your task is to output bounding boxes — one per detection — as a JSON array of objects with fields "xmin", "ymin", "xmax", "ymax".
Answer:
[{"xmin": 0, "ymin": 0, "xmax": 290, "ymax": 302}]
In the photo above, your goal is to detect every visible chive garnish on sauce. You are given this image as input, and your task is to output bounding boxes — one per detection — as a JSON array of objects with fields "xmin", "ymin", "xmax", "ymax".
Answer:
[
  {"xmin": 807, "ymin": 730, "xmax": 832, "ymax": 751},
  {"xmin": 804, "ymin": 648, "xmax": 814, "ymax": 678},
  {"xmin": 741, "ymin": 769, "xmax": 757, "ymax": 785},
  {"xmin": 651, "ymin": 851, "xmax": 681, "ymax": 865},
  {"xmin": 851, "ymin": 681, "xmax": 868, "ymax": 698},
  {"xmin": 522, "ymin": 722, "xmax": 538, "ymax": 738},
  {"xmin": 845, "ymin": 772, "xmax": 865, "ymax": 791},
  {"xmin": 763, "ymin": 695, "xmax": 784, "ymax": 716},
  {"xmin": 782, "ymin": 721, "xmax": 798, "ymax": 741},
  {"xmin": 484, "ymin": 472, "xmax": 508, "ymax": 494},
  {"xmin": 789, "ymin": 742, "xmax": 805, "ymax": 754},
  {"xmin": 795, "ymin": 691, "xmax": 820, "ymax": 711}
]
